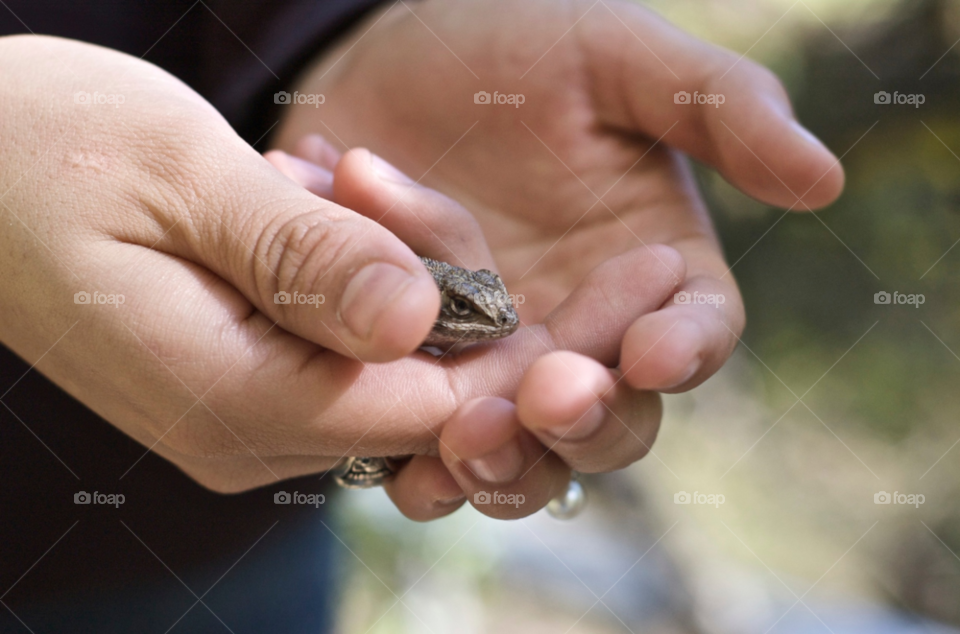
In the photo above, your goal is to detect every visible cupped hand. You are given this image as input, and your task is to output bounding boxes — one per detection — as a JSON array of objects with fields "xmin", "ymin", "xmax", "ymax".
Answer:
[
  {"xmin": 268, "ymin": 145, "xmax": 683, "ymax": 520},
  {"xmin": 272, "ymin": 0, "xmax": 845, "ymax": 396}
]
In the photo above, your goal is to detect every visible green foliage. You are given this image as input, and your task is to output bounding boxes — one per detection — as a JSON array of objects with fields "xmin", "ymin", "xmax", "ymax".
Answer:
[{"xmin": 698, "ymin": 0, "xmax": 960, "ymax": 444}]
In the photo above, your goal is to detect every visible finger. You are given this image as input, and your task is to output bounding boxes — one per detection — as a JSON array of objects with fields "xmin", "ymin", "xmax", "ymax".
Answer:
[
  {"xmin": 152, "ymin": 145, "xmax": 439, "ymax": 363},
  {"xmin": 383, "ymin": 456, "xmax": 466, "ymax": 521},
  {"xmin": 263, "ymin": 150, "xmax": 334, "ymax": 199},
  {"xmin": 165, "ymin": 244, "xmax": 687, "ymax": 461},
  {"xmin": 439, "ymin": 397, "xmax": 568, "ymax": 520},
  {"xmin": 621, "ymin": 273, "xmax": 743, "ymax": 392},
  {"xmin": 515, "ymin": 351, "xmax": 661, "ymax": 473},
  {"xmin": 579, "ymin": 1, "xmax": 844, "ymax": 209},
  {"xmin": 293, "ymin": 133, "xmax": 342, "ymax": 171},
  {"xmin": 543, "ymin": 244, "xmax": 685, "ymax": 366},
  {"xmin": 334, "ymin": 148, "xmax": 497, "ymax": 272},
  {"xmin": 280, "ymin": 246, "xmax": 683, "ymax": 457},
  {"xmin": 282, "ymin": 141, "xmax": 495, "ymax": 270}
]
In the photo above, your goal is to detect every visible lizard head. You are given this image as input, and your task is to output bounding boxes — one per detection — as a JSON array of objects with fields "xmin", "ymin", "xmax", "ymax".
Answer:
[{"xmin": 420, "ymin": 258, "xmax": 520, "ymax": 347}]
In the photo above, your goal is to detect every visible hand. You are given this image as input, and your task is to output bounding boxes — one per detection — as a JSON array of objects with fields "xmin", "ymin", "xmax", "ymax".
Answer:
[
  {"xmin": 0, "ymin": 35, "xmax": 447, "ymax": 490},
  {"xmin": 0, "ymin": 35, "xmax": 676, "ymax": 507},
  {"xmin": 267, "ymin": 146, "xmax": 683, "ymax": 519},
  {"xmin": 273, "ymin": 0, "xmax": 845, "ymax": 397}
]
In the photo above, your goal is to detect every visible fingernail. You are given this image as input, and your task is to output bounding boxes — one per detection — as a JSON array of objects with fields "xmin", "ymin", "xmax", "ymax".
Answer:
[
  {"xmin": 286, "ymin": 153, "xmax": 331, "ymax": 178},
  {"xmin": 285, "ymin": 154, "xmax": 334, "ymax": 198},
  {"xmin": 655, "ymin": 319, "xmax": 705, "ymax": 389},
  {"xmin": 296, "ymin": 134, "xmax": 333, "ymax": 165},
  {"xmin": 340, "ymin": 262, "xmax": 417, "ymax": 340},
  {"xmin": 464, "ymin": 440, "xmax": 524, "ymax": 484},
  {"xmin": 665, "ymin": 358, "xmax": 700, "ymax": 390},
  {"xmin": 789, "ymin": 120, "xmax": 828, "ymax": 152},
  {"xmin": 435, "ymin": 493, "xmax": 466, "ymax": 506},
  {"xmin": 370, "ymin": 153, "xmax": 413, "ymax": 185},
  {"xmin": 542, "ymin": 401, "xmax": 606, "ymax": 442}
]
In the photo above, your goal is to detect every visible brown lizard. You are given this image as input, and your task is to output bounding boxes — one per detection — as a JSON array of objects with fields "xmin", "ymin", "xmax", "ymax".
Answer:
[{"xmin": 333, "ymin": 256, "xmax": 520, "ymax": 489}]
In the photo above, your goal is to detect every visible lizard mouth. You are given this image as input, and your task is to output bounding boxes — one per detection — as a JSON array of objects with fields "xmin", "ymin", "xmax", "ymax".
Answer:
[{"xmin": 495, "ymin": 308, "xmax": 520, "ymax": 333}]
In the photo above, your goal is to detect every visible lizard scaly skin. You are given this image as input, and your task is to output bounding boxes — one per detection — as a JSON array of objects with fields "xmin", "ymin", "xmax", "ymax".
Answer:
[{"xmin": 334, "ymin": 257, "xmax": 520, "ymax": 489}]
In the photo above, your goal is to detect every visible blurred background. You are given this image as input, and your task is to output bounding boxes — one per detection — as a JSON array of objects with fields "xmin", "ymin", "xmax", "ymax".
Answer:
[{"xmin": 331, "ymin": 0, "xmax": 960, "ymax": 631}]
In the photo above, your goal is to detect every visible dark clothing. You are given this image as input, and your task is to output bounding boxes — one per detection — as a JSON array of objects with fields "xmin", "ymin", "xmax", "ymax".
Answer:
[{"xmin": 0, "ymin": 1, "xmax": 382, "ymax": 631}]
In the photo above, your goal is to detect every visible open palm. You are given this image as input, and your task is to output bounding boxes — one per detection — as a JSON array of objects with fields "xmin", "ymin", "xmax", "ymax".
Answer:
[{"xmin": 275, "ymin": 0, "xmax": 843, "ymax": 392}]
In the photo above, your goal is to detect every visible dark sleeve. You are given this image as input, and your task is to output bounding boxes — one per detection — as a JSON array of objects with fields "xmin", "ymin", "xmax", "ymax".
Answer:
[
  {"xmin": 0, "ymin": 1, "xmax": 386, "ymax": 144},
  {"xmin": 197, "ymin": 0, "xmax": 387, "ymax": 144}
]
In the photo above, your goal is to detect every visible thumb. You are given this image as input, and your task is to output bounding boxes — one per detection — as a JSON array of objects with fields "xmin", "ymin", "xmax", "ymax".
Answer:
[
  {"xmin": 580, "ymin": 1, "xmax": 844, "ymax": 210},
  {"xmin": 159, "ymin": 143, "xmax": 439, "ymax": 363}
]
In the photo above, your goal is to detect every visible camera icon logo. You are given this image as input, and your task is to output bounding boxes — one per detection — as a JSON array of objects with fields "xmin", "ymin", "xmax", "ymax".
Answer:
[
  {"xmin": 274, "ymin": 491, "xmax": 291, "ymax": 504},
  {"xmin": 674, "ymin": 491, "xmax": 691, "ymax": 504},
  {"xmin": 74, "ymin": 491, "xmax": 92, "ymax": 504},
  {"xmin": 874, "ymin": 91, "xmax": 891, "ymax": 105},
  {"xmin": 74, "ymin": 91, "xmax": 92, "ymax": 105},
  {"xmin": 274, "ymin": 91, "xmax": 292, "ymax": 105},
  {"xmin": 674, "ymin": 91, "xmax": 691, "ymax": 104},
  {"xmin": 274, "ymin": 291, "xmax": 291, "ymax": 305},
  {"xmin": 874, "ymin": 291, "xmax": 891, "ymax": 305},
  {"xmin": 474, "ymin": 91, "xmax": 491, "ymax": 104},
  {"xmin": 874, "ymin": 491, "xmax": 891, "ymax": 504},
  {"xmin": 74, "ymin": 291, "xmax": 91, "ymax": 305},
  {"xmin": 674, "ymin": 291, "xmax": 692, "ymax": 305},
  {"xmin": 474, "ymin": 491, "xmax": 491, "ymax": 504}
]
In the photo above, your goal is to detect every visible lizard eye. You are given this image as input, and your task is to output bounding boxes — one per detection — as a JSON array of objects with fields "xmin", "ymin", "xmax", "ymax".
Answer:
[{"xmin": 450, "ymin": 297, "xmax": 473, "ymax": 316}]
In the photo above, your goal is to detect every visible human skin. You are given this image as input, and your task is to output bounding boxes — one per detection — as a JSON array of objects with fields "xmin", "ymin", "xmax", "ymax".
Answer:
[
  {"xmin": 270, "ymin": 0, "xmax": 845, "ymax": 519},
  {"xmin": 0, "ymin": 34, "xmax": 673, "ymax": 514},
  {"xmin": 268, "ymin": 145, "xmax": 679, "ymax": 518}
]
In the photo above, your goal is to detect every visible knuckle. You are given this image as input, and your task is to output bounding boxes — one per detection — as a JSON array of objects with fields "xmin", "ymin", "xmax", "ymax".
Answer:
[
  {"xmin": 253, "ymin": 211, "xmax": 354, "ymax": 309},
  {"xmin": 706, "ymin": 51, "xmax": 787, "ymax": 103},
  {"xmin": 736, "ymin": 57, "xmax": 788, "ymax": 98}
]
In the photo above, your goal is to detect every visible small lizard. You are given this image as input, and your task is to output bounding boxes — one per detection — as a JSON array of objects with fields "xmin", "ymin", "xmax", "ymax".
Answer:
[{"xmin": 334, "ymin": 256, "xmax": 520, "ymax": 489}]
